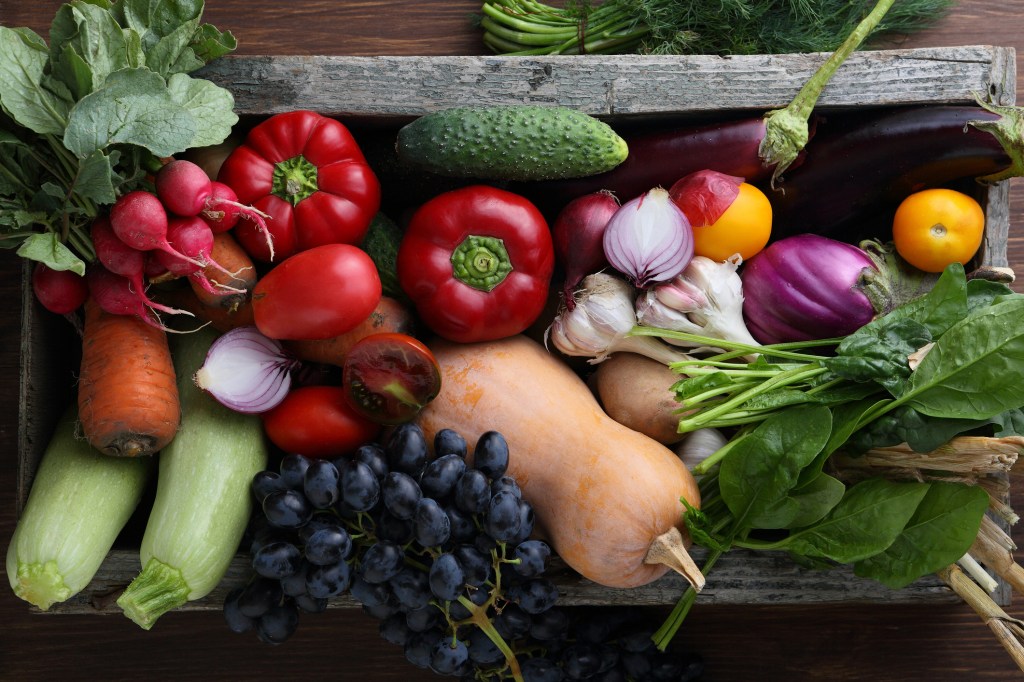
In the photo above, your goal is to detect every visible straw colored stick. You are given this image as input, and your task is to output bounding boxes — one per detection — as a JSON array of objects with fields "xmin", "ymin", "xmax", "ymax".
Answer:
[{"xmin": 938, "ymin": 564, "xmax": 1024, "ymax": 673}]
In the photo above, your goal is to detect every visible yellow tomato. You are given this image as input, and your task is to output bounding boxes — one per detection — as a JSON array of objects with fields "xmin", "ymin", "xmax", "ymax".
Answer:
[
  {"xmin": 691, "ymin": 182, "xmax": 773, "ymax": 262},
  {"xmin": 892, "ymin": 188, "xmax": 985, "ymax": 273}
]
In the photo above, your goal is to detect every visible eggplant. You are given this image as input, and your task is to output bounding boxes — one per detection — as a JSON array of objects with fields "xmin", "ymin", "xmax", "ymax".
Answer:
[{"xmin": 769, "ymin": 104, "xmax": 1024, "ymax": 241}]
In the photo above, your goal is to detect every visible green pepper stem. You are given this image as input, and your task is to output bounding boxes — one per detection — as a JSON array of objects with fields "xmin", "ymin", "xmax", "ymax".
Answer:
[{"xmin": 450, "ymin": 235, "xmax": 513, "ymax": 292}]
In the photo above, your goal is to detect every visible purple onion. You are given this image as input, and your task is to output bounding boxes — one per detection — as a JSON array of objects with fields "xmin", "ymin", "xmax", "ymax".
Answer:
[
  {"xmin": 602, "ymin": 188, "xmax": 694, "ymax": 288},
  {"xmin": 741, "ymin": 234, "xmax": 877, "ymax": 344},
  {"xmin": 194, "ymin": 325, "xmax": 301, "ymax": 413}
]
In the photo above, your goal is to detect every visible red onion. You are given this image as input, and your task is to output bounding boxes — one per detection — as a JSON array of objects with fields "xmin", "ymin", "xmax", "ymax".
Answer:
[
  {"xmin": 602, "ymin": 187, "xmax": 694, "ymax": 288},
  {"xmin": 741, "ymin": 234, "xmax": 878, "ymax": 344},
  {"xmin": 552, "ymin": 190, "xmax": 619, "ymax": 309},
  {"xmin": 668, "ymin": 170, "xmax": 743, "ymax": 227},
  {"xmin": 194, "ymin": 325, "xmax": 301, "ymax": 413}
]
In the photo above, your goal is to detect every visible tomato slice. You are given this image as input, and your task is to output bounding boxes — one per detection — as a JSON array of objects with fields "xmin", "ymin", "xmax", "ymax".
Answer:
[{"xmin": 342, "ymin": 333, "xmax": 442, "ymax": 425}]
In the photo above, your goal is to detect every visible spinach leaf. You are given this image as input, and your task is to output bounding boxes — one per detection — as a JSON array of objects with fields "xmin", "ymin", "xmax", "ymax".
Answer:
[
  {"xmin": 749, "ymin": 471, "xmax": 845, "ymax": 530},
  {"xmin": 966, "ymin": 277, "xmax": 1015, "ymax": 313},
  {"xmin": 0, "ymin": 27, "xmax": 71, "ymax": 135},
  {"xmin": 848, "ymin": 404, "xmax": 994, "ymax": 453},
  {"xmin": 719, "ymin": 404, "xmax": 832, "ymax": 526},
  {"xmin": 824, "ymin": 317, "xmax": 931, "ymax": 393},
  {"xmin": 781, "ymin": 478, "xmax": 929, "ymax": 563},
  {"xmin": 854, "ymin": 482, "xmax": 989, "ymax": 588},
  {"xmin": 903, "ymin": 295, "xmax": 1024, "ymax": 421}
]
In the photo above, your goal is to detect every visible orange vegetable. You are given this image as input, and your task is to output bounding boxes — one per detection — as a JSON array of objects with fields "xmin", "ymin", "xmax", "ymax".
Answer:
[
  {"xmin": 415, "ymin": 334, "xmax": 703, "ymax": 590},
  {"xmin": 283, "ymin": 296, "xmax": 416, "ymax": 366},
  {"xmin": 189, "ymin": 231, "xmax": 258, "ymax": 311},
  {"xmin": 77, "ymin": 299, "xmax": 181, "ymax": 457},
  {"xmin": 153, "ymin": 284, "xmax": 255, "ymax": 332},
  {"xmin": 892, "ymin": 188, "xmax": 985, "ymax": 273}
]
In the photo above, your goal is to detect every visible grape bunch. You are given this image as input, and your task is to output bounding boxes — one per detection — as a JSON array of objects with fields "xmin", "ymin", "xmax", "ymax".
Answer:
[{"xmin": 223, "ymin": 423, "xmax": 704, "ymax": 681}]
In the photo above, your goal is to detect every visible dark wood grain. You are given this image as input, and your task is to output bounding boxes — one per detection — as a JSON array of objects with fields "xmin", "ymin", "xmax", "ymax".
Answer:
[{"xmin": 2, "ymin": 1, "xmax": 1024, "ymax": 680}]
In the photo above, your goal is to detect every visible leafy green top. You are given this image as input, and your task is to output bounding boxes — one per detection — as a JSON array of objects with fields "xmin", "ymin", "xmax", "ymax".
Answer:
[{"xmin": 0, "ymin": 0, "xmax": 237, "ymax": 274}]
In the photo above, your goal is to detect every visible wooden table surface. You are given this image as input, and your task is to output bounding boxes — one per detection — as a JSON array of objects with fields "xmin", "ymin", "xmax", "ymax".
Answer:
[{"xmin": 2, "ymin": 1, "xmax": 1024, "ymax": 679}]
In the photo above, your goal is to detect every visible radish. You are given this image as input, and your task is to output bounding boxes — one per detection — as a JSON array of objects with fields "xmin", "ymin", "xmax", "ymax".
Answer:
[
  {"xmin": 155, "ymin": 160, "xmax": 273, "ymax": 256},
  {"xmin": 90, "ymin": 217, "xmax": 188, "ymax": 318},
  {"xmin": 158, "ymin": 216, "xmax": 247, "ymax": 297},
  {"xmin": 32, "ymin": 263, "xmax": 89, "ymax": 315},
  {"xmin": 200, "ymin": 181, "xmax": 243, "ymax": 233},
  {"xmin": 109, "ymin": 190, "xmax": 205, "ymax": 268},
  {"xmin": 86, "ymin": 265, "xmax": 190, "ymax": 331}
]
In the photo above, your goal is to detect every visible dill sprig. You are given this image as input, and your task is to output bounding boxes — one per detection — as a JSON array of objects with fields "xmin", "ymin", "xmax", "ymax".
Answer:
[{"xmin": 479, "ymin": 0, "xmax": 955, "ymax": 55}]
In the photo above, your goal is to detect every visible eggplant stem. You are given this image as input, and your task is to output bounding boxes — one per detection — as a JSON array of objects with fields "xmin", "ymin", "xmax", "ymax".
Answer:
[{"xmin": 644, "ymin": 526, "xmax": 705, "ymax": 592}]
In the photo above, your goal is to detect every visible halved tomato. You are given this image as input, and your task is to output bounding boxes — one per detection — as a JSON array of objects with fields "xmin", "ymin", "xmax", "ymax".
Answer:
[{"xmin": 342, "ymin": 333, "xmax": 442, "ymax": 425}]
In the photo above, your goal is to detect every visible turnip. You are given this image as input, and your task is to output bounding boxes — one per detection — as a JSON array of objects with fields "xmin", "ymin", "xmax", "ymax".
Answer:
[
  {"xmin": 109, "ymin": 190, "xmax": 205, "ymax": 269},
  {"xmin": 155, "ymin": 160, "xmax": 273, "ymax": 255},
  {"xmin": 32, "ymin": 263, "xmax": 89, "ymax": 315}
]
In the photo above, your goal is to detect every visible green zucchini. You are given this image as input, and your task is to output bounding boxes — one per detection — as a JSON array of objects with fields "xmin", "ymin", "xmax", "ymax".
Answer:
[
  {"xmin": 395, "ymin": 105, "xmax": 629, "ymax": 181},
  {"xmin": 6, "ymin": 406, "xmax": 154, "ymax": 611},
  {"xmin": 116, "ymin": 326, "xmax": 269, "ymax": 629}
]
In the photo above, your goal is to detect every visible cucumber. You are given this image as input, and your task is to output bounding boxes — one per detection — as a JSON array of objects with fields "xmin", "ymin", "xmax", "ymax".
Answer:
[
  {"xmin": 116, "ymin": 326, "xmax": 269, "ymax": 630},
  {"xmin": 6, "ymin": 406, "xmax": 154, "ymax": 611},
  {"xmin": 360, "ymin": 211, "xmax": 405, "ymax": 300},
  {"xmin": 396, "ymin": 105, "xmax": 628, "ymax": 181}
]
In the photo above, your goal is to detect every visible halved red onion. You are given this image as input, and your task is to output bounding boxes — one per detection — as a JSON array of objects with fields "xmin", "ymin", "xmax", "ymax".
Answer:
[
  {"xmin": 602, "ymin": 187, "xmax": 694, "ymax": 288},
  {"xmin": 194, "ymin": 325, "xmax": 301, "ymax": 413}
]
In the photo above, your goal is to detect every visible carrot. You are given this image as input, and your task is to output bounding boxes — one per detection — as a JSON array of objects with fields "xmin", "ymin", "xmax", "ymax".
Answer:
[
  {"xmin": 282, "ymin": 295, "xmax": 416, "ymax": 366},
  {"xmin": 189, "ymin": 231, "xmax": 258, "ymax": 312},
  {"xmin": 153, "ymin": 283, "xmax": 256, "ymax": 332},
  {"xmin": 77, "ymin": 298, "xmax": 181, "ymax": 457}
]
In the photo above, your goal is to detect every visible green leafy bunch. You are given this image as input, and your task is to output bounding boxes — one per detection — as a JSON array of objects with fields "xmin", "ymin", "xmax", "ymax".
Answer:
[{"xmin": 0, "ymin": 0, "xmax": 238, "ymax": 274}]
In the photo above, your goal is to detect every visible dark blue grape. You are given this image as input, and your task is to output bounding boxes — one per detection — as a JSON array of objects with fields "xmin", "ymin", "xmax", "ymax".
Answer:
[
  {"xmin": 223, "ymin": 587, "xmax": 255, "ymax": 634},
  {"xmin": 405, "ymin": 604, "xmax": 442, "ymax": 633},
  {"xmin": 434, "ymin": 428, "xmax": 467, "ymax": 459},
  {"xmin": 405, "ymin": 628, "xmax": 444, "ymax": 669},
  {"xmin": 473, "ymin": 431, "xmax": 509, "ymax": 479},
  {"xmin": 389, "ymin": 566, "xmax": 432, "ymax": 610},
  {"xmin": 474, "ymin": 533, "xmax": 498, "ymax": 555},
  {"xmin": 620, "ymin": 629, "xmax": 657, "ymax": 654},
  {"xmin": 255, "ymin": 601, "xmax": 299, "ymax": 644},
  {"xmin": 509, "ymin": 578, "xmax": 559, "ymax": 614},
  {"xmin": 382, "ymin": 471, "xmax": 422, "ymax": 520},
  {"xmin": 512, "ymin": 539, "xmax": 551, "ymax": 578},
  {"xmin": 467, "ymin": 627, "xmax": 505, "ymax": 666},
  {"xmin": 493, "ymin": 603, "xmax": 532, "ymax": 640},
  {"xmin": 304, "ymin": 523, "xmax": 352, "ymax": 566},
  {"xmin": 621, "ymin": 652, "xmax": 652, "ymax": 680},
  {"xmin": 387, "ymin": 423, "xmax": 429, "ymax": 477},
  {"xmin": 303, "ymin": 459, "xmax": 340, "ymax": 509},
  {"xmin": 306, "ymin": 559, "xmax": 352, "ymax": 598},
  {"xmin": 453, "ymin": 469, "xmax": 490, "ymax": 514},
  {"xmin": 430, "ymin": 637, "xmax": 469, "ymax": 675},
  {"xmin": 428, "ymin": 552, "xmax": 465, "ymax": 602},
  {"xmin": 253, "ymin": 540, "xmax": 303, "ymax": 579},
  {"xmin": 293, "ymin": 592, "xmax": 328, "ymax": 614},
  {"xmin": 592, "ymin": 668, "xmax": 626, "ymax": 682},
  {"xmin": 414, "ymin": 497, "xmax": 451, "ymax": 548},
  {"xmin": 251, "ymin": 470, "xmax": 289, "ymax": 503},
  {"xmin": 359, "ymin": 541, "xmax": 405, "ymax": 583},
  {"xmin": 363, "ymin": 598, "xmax": 402, "ymax": 621},
  {"xmin": 279, "ymin": 561, "xmax": 309, "ymax": 597},
  {"xmin": 375, "ymin": 510, "xmax": 415, "ymax": 544},
  {"xmin": 490, "ymin": 475, "xmax": 521, "ymax": 499},
  {"xmin": 236, "ymin": 577, "xmax": 283, "ymax": 619},
  {"xmin": 647, "ymin": 651, "xmax": 694, "ymax": 682},
  {"xmin": 530, "ymin": 607, "xmax": 570, "ymax": 641},
  {"xmin": 453, "ymin": 544, "xmax": 492, "ymax": 587},
  {"xmin": 562, "ymin": 643, "xmax": 604, "ymax": 680},
  {"xmin": 420, "ymin": 453, "xmax": 466, "ymax": 499},
  {"xmin": 520, "ymin": 656, "xmax": 564, "ymax": 682},
  {"xmin": 353, "ymin": 443, "xmax": 389, "ymax": 479},
  {"xmin": 485, "ymin": 490, "xmax": 522, "ymax": 543},
  {"xmin": 444, "ymin": 503, "xmax": 477, "ymax": 544},
  {"xmin": 351, "ymin": 576, "xmax": 393, "ymax": 608},
  {"xmin": 297, "ymin": 513, "xmax": 340, "ymax": 543},
  {"xmin": 279, "ymin": 453, "xmax": 312, "ymax": 489},
  {"xmin": 509, "ymin": 498, "xmax": 536, "ymax": 544},
  {"xmin": 262, "ymin": 489, "xmax": 313, "ymax": 529},
  {"xmin": 340, "ymin": 459, "xmax": 381, "ymax": 512},
  {"xmin": 380, "ymin": 613, "xmax": 412, "ymax": 646},
  {"xmin": 248, "ymin": 521, "xmax": 291, "ymax": 556}
]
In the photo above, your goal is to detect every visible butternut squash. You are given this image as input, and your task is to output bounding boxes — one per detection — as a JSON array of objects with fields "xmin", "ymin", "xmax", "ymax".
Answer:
[{"xmin": 415, "ymin": 334, "xmax": 703, "ymax": 590}]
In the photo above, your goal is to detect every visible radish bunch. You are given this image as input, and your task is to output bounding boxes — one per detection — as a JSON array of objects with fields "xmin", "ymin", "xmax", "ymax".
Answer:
[{"xmin": 32, "ymin": 160, "xmax": 270, "ymax": 330}]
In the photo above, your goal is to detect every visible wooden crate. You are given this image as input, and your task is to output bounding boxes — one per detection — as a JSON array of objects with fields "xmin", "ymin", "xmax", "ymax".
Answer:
[{"xmin": 16, "ymin": 45, "xmax": 1017, "ymax": 614}]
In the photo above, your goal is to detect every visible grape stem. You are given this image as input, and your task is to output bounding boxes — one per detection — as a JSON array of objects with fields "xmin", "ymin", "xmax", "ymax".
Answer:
[{"xmin": 457, "ymin": 595, "xmax": 524, "ymax": 682}]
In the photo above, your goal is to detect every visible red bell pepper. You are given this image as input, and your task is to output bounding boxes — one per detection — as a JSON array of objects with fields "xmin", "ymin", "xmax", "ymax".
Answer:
[
  {"xmin": 218, "ymin": 110, "xmax": 381, "ymax": 262},
  {"xmin": 396, "ymin": 185, "xmax": 554, "ymax": 343}
]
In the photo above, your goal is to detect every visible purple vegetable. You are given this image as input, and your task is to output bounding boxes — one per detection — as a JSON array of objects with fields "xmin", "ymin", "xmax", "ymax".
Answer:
[
  {"xmin": 740, "ymin": 234, "xmax": 878, "ymax": 344},
  {"xmin": 552, "ymin": 190, "xmax": 619, "ymax": 309}
]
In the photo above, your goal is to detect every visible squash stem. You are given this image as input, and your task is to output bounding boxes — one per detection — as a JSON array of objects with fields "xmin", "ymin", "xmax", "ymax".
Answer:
[
  {"xmin": 13, "ymin": 560, "xmax": 72, "ymax": 611},
  {"xmin": 116, "ymin": 557, "xmax": 190, "ymax": 630},
  {"xmin": 644, "ymin": 527, "xmax": 705, "ymax": 591}
]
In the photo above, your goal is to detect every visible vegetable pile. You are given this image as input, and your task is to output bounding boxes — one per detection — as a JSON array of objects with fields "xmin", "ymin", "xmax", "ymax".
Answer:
[{"xmin": 8, "ymin": 0, "xmax": 1024, "ymax": 679}]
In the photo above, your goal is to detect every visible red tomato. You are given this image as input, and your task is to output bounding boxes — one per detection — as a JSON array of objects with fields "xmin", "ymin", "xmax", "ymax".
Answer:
[
  {"xmin": 342, "ymin": 333, "xmax": 442, "ymax": 425},
  {"xmin": 261, "ymin": 385, "xmax": 381, "ymax": 458},
  {"xmin": 252, "ymin": 243, "xmax": 382, "ymax": 340}
]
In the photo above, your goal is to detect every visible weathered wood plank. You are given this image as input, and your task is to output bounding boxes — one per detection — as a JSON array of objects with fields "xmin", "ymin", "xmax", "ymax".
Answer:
[{"xmin": 197, "ymin": 46, "xmax": 1016, "ymax": 118}]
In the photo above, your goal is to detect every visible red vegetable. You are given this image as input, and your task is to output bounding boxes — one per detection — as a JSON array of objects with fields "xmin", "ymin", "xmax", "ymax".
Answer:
[
  {"xmin": 261, "ymin": 385, "xmax": 381, "ymax": 458},
  {"xmin": 551, "ymin": 190, "xmax": 618, "ymax": 308},
  {"xmin": 342, "ymin": 332, "xmax": 442, "ymax": 425},
  {"xmin": 396, "ymin": 185, "xmax": 554, "ymax": 343},
  {"xmin": 217, "ymin": 110, "xmax": 381, "ymax": 262},
  {"xmin": 252, "ymin": 243, "xmax": 382, "ymax": 341},
  {"xmin": 32, "ymin": 263, "xmax": 88, "ymax": 315}
]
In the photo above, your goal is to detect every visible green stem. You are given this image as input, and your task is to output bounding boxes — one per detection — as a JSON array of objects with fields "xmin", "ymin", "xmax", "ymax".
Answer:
[
  {"xmin": 760, "ymin": 0, "xmax": 896, "ymax": 182},
  {"xmin": 457, "ymin": 595, "xmax": 524, "ymax": 682},
  {"xmin": 631, "ymin": 326, "xmax": 829, "ymax": 363},
  {"xmin": 652, "ymin": 548, "xmax": 724, "ymax": 651},
  {"xmin": 692, "ymin": 432, "xmax": 746, "ymax": 475},
  {"xmin": 115, "ymin": 557, "xmax": 191, "ymax": 630}
]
